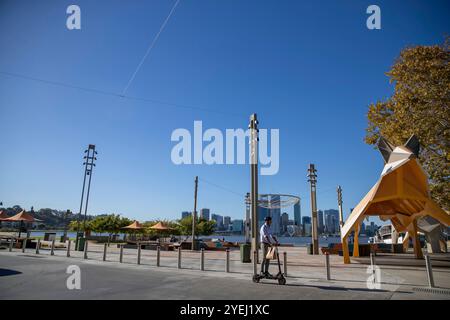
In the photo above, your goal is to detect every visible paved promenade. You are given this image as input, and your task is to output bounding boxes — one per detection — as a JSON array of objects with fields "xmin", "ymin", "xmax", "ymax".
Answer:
[{"xmin": 1, "ymin": 242, "xmax": 449, "ymax": 299}]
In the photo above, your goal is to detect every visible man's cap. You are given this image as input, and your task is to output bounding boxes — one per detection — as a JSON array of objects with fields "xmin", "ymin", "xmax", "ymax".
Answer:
[{"xmin": 264, "ymin": 216, "xmax": 272, "ymax": 222}]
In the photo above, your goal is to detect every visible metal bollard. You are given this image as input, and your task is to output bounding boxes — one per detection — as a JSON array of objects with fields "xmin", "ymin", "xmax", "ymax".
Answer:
[
  {"xmin": 66, "ymin": 240, "xmax": 71, "ymax": 257},
  {"xmin": 283, "ymin": 252, "xmax": 287, "ymax": 277},
  {"xmin": 22, "ymin": 238, "xmax": 27, "ymax": 253},
  {"xmin": 36, "ymin": 239, "xmax": 40, "ymax": 254},
  {"xmin": 157, "ymin": 246, "xmax": 161, "ymax": 267},
  {"xmin": 137, "ymin": 243, "xmax": 141, "ymax": 265},
  {"xmin": 253, "ymin": 250, "xmax": 257, "ymax": 276},
  {"xmin": 425, "ymin": 255, "xmax": 435, "ymax": 288},
  {"xmin": 370, "ymin": 253, "xmax": 376, "ymax": 284},
  {"xmin": 119, "ymin": 245, "xmax": 124, "ymax": 263},
  {"xmin": 103, "ymin": 243, "xmax": 107, "ymax": 261},
  {"xmin": 178, "ymin": 247, "xmax": 182, "ymax": 269},
  {"xmin": 9, "ymin": 238, "xmax": 14, "ymax": 252},
  {"xmin": 325, "ymin": 253, "xmax": 331, "ymax": 280},
  {"xmin": 50, "ymin": 239, "xmax": 55, "ymax": 256},
  {"xmin": 200, "ymin": 248, "xmax": 205, "ymax": 271},
  {"xmin": 83, "ymin": 240, "xmax": 89, "ymax": 259},
  {"xmin": 226, "ymin": 249, "xmax": 230, "ymax": 273}
]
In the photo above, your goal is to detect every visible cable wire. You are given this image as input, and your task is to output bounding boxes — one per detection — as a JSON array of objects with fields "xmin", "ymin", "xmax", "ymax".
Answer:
[{"xmin": 121, "ymin": 0, "xmax": 181, "ymax": 96}]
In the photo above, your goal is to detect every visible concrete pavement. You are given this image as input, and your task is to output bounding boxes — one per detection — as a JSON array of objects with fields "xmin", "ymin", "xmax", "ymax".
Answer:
[{"xmin": 0, "ymin": 243, "xmax": 449, "ymax": 300}]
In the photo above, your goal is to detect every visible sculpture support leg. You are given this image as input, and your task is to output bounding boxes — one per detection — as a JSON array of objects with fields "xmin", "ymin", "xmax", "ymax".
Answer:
[
  {"xmin": 342, "ymin": 235, "xmax": 351, "ymax": 264},
  {"xmin": 407, "ymin": 220, "xmax": 423, "ymax": 259},
  {"xmin": 353, "ymin": 224, "xmax": 360, "ymax": 257},
  {"xmin": 402, "ymin": 232, "xmax": 410, "ymax": 252}
]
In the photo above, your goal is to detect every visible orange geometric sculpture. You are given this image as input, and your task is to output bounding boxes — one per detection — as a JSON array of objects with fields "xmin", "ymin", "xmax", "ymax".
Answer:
[{"xmin": 341, "ymin": 135, "xmax": 450, "ymax": 263}]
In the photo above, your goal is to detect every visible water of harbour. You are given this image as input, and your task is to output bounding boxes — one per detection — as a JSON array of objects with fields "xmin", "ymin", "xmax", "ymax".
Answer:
[{"xmin": 28, "ymin": 231, "xmax": 369, "ymax": 246}]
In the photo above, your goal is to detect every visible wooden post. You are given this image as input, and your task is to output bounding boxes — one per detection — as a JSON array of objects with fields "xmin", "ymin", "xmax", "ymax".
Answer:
[
  {"xmin": 50, "ymin": 239, "xmax": 55, "ymax": 256},
  {"xmin": 103, "ymin": 243, "xmax": 107, "ymax": 261},
  {"xmin": 353, "ymin": 224, "xmax": 360, "ymax": 257},
  {"xmin": 157, "ymin": 246, "xmax": 161, "ymax": 267},
  {"xmin": 119, "ymin": 244, "xmax": 124, "ymax": 263},
  {"xmin": 200, "ymin": 248, "xmax": 204, "ymax": 271},
  {"xmin": 408, "ymin": 219, "xmax": 423, "ymax": 259},
  {"xmin": 36, "ymin": 239, "xmax": 40, "ymax": 254},
  {"xmin": 342, "ymin": 235, "xmax": 350, "ymax": 264},
  {"xmin": 66, "ymin": 240, "xmax": 71, "ymax": 257}
]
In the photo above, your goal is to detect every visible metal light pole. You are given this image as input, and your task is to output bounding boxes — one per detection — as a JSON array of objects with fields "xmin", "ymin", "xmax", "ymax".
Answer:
[
  {"xmin": 191, "ymin": 176, "xmax": 198, "ymax": 251},
  {"xmin": 75, "ymin": 144, "xmax": 97, "ymax": 248},
  {"xmin": 307, "ymin": 164, "xmax": 319, "ymax": 255},
  {"xmin": 249, "ymin": 113, "xmax": 259, "ymax": 262},
  {"xmin": 245, "ymin": 193, "xmax": 251, "ymax": 243},
  {"xmin": 337, "ymin": 186, "xmax": 344, "ymax": 230}
]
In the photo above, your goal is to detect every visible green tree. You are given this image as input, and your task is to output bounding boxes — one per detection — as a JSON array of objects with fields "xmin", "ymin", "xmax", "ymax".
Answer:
[
  {"xmin": 365, "ymin": 38, "xmax": 450, "ymax": 210},
  {"xmin": 177, "ymin": 216, "xmax": 215, "ymax": 236}
]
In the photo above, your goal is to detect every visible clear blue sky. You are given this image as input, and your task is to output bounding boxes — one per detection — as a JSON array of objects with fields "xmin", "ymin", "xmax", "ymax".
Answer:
[{"xmin": 0, "ymin": 0, "xmax": 448, "ymax": 223}]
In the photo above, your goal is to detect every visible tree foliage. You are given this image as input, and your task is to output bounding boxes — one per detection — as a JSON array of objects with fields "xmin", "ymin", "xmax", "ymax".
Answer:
[
  {"xmin": 177, "ymin": 216, "xmax": 216, "ymax": 236},
  {"xmin": 365, "ymin": 38, "xmax": 449, "ymax": 210}
]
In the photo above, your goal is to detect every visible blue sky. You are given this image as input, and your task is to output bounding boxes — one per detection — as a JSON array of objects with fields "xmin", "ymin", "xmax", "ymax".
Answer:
[{"xmin": 0, "ymin": 0, "xmax": 448, "ymax": 223}]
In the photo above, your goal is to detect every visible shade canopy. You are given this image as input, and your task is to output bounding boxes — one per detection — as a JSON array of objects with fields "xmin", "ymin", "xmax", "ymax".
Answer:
[
  {"xmin": 122, "ymin": 220, "xmax": 145, "ymax": 230},
  {"xmin": 341, "ymin": 136, "xmax": 450, "ymax": 262},
  {"xmin": 149, "ymin": 221, "xmax": 174, "ymax": 231},
  {"xmin": 4, "ymin": 210, "xmax": 35, "ymax": 222},
  {"xmin": 0, "ymin": 211, "xmax": 10, "ymax": 221}
]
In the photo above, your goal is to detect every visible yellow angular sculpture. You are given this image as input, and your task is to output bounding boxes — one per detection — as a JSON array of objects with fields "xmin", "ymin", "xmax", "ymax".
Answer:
[{"xmin": 341, "ymin": 135, "xmax": 450, "ymax": 263}]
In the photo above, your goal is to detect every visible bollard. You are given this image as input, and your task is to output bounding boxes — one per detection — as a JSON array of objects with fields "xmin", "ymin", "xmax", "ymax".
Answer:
[
  {"xmin": 226, "ymin": 249, "xmax": 230, "ymax": 273},
  {"xmin": 66, "ymin": 240, "xmax": 71, "ymax": 257},
  {"xmin": 50, "ymin": 239, "xmax": 55, "ymax": 256},
  {"xmin": 22, "ymin": 238, "xmax": 27, "ymax": 253},
  {"xmin": 425, "ymin": 255, "xmax": 435, "ymax": 288},
  {"xmin": 83, "ymin": 240, "xmax": 89, "ymax": 259},
  {"xmin": 283, "ymin": 252, "xmax": 287, "ymax": 277},
  {"xmin": 253, "ymin": 250, "xmax": 257, "ymax": 276},
  {"xmin": 370, "ymin": 253, "xmax": 376, "ymax": 284},
  {"xmin": 178, "ymin": 247, "xmax": 182, "ymax": 269},
  {"xmin": 200, "ymin": 248, "xmax": 205, "ymax": 271},
  {"xmin": 103, "ymin": 243, "xmax": 107, "ymax": 261},
  {"xmin": 36, "ymin": 239, "xmax": 40, "ymax": 254},
  {"xmin": 137, "ymin": 243, "xmax": 141, "ymax": 265},
  {"xmin": 157, "ymin": 246, "xmax": 161, "ymax": 267},
  {"xmin": 325, "ymin": 253, "xmax": 331, "ymax": 280},
  {"xmin": 119, "ymin": 245, "xmax": 124, "ymax": 263},
  {"xmin": 9, "ymin": 238, "xmax": 14, "ymax": 252}
]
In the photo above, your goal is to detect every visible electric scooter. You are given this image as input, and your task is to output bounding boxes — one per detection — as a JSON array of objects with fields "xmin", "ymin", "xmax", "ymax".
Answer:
[{"xmin": 252, "ymin": 244, "xmax": 286, "ymax": 285}]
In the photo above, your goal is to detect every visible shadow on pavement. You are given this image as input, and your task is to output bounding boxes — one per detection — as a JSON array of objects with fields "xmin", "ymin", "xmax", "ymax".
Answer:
[{"xmin": 0, "ymin": 268, "xmax": 22, "ymax": 277}]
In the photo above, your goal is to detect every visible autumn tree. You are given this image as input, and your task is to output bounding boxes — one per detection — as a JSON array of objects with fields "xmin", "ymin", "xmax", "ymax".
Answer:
[{"xmin": 365, "ymin": 38, "xmax": 449, "ymax": 210}]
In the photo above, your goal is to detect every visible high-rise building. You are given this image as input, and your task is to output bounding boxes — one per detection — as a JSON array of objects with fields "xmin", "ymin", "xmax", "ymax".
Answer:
[
  {"xmin": 258, "ymin": 204, "xmax": 270, "ymax": 230},
  {"xmin": 318, "ymin": 210, "xmax": 324, "ymax": 234},
  {"xmin": 232, "ymin": 220, "xmax": 244, "ymax": 234},
  {"xmin": 224, "ymin": 216, "xmax": 231, "ymax": 230},
  {"xmin": 304, "ymin": 223, "xmax": 312, "ymax": 236},
  {"xmin": 281, "ymin": 212, "xmax": 289, "ymax": 234},
  {"xmin": 181, "ymin": 211, "xmax": 191, "ymax": 219},
  {"xmin": 200, "ymin": 208, "xmax": 210, "ymax": 220},
  {"xmin": 302, "ymin": 216, "xmax": 311, "ymax": 225},
  {"xmin": 324, "ymin": 209, "xmax": 340, "ymax": 234},
  {"xmin": 294, "ymin": 202, "xmax": 301, "ymax": 226},
  {"xmin": 211, "ymin": 214, "xmax": 223, "ymax": 230}
]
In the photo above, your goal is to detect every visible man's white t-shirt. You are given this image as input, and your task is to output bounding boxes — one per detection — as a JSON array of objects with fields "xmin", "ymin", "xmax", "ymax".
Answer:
[{"xmin": 260, "ymin": 223, "xmax": 274, "ymax": 244}]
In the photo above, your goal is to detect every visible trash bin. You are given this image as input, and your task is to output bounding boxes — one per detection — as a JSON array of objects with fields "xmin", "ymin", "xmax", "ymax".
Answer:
[
  {"xmin": 240, "ymin": 243, "xmax": 251, "ymax": 263},
  {"xmin": 307, "ymin": 243, "xmax": 313, "ymax": 255},
  {"xmin": 76, "ymin": 236, "xmax": 86, "ymax": 251}
]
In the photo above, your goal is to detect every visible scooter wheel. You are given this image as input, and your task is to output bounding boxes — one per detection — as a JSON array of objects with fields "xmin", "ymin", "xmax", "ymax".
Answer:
[
  {"xmin": 252, "ymin": 275, "xmax": 260, "ymax": 283},
  {"xmin": 278, "ymin": 277, "xmax": 286, "ymax": 285}
]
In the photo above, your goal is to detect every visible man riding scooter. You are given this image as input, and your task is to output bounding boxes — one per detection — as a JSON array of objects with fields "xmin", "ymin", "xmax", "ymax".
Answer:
[{"xmin": 260, "ymin": 216, "xmax": 279, "ymax": 277}]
